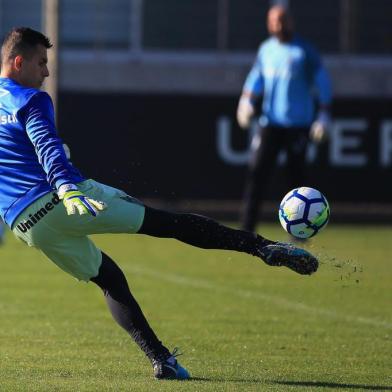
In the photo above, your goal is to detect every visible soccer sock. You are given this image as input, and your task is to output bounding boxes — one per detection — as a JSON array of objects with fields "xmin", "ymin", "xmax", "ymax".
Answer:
[
  {"xmin": 138, "ymin": 206, "xmax": 273, "ymax": 256},
  {"xmin": 90, "ymin": 253, "xmax": 171, "ymax": 362}
]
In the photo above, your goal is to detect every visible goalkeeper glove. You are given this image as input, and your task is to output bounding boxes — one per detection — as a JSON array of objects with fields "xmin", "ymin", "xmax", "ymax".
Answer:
[
  {"xmin": 236, "ymin": 95, "xmax": 255, "ymax": 129},
  {"xmin": 58, "ymin": 184, "xmax": 107, "ymax": 217},
  {"xmin": 310, "ymin": 110, "xmax": 331, "ymax": 144}
]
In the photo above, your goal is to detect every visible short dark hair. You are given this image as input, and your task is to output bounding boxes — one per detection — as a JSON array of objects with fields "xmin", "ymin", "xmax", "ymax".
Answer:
[{"xmin": 1, "ymin": 27, "xmax": 52, "ymax": 64}]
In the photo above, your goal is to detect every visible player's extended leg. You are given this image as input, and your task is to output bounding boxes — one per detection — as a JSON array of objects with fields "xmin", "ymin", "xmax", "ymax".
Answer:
[
  {"xmin": 90, "ymin": 252, "xmax": 190, "ymax": 380},
  {"xmin": 138, "ymin": 207, "xmax": 318, "ymax": 275},
  {"xmin": 241, "ymin": 126, "xmax": 282, "ymax": 232}
]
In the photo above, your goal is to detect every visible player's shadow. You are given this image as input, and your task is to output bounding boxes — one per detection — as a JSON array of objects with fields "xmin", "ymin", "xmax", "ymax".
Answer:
[
  {"xmin": 190, "ymin": 376, "xmax": 263, "ymax": 383},
  {"xmin": 272, "ymin": 380, "xmax": 392, "ymax": 391}
]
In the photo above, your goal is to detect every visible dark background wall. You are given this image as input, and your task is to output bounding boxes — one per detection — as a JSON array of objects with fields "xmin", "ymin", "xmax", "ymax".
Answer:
[{"xmin": 59, "ymin": 92, "xmax": 392, "ymax": 205}]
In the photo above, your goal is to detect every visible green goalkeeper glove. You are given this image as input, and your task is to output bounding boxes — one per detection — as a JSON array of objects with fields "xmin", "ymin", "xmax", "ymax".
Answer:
[{"xmin": 58, "ymin": 185, "xmax": 107, "ymax": 217}]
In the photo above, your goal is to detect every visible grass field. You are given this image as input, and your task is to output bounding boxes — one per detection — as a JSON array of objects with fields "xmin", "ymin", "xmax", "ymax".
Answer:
[{"xmin": 0, "ymin": 223, "xmax": 391, "ymax": 391}]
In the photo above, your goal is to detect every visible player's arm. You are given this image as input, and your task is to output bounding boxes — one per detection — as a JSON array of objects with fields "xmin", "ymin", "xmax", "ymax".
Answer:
[
  {"xmin": 307, "ymin": 45, "xmax": 333, "ymax": 143},
  {"xmin": 312, "ymin": 67, "xmax": 332, "ymax": 142},
  {"xmin": 23, "ymin": 92, "xmax": 106, "ymax": 216},
  {"xmin": 237, "ymin": 50, "xmax": 264, "ymax": 129}
]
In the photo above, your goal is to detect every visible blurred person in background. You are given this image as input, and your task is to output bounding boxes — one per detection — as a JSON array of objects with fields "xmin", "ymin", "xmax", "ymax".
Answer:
[{"xmin": 237, "ymin": 4, "xmax": 332, "ymax": 232}]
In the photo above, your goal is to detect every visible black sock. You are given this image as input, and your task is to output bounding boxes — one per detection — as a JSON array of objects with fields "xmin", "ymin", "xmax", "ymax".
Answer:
[
  {"xmin": 90, "ymin": 253, "xmax": 171, "ymax": 362},
  {"xmin": 138, "ymin": 207, "xmax": 273, "ymax": 256}
]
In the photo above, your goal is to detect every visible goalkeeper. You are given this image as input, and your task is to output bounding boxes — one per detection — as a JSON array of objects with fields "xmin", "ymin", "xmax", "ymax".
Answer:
[
  {"xmin": 237, "ymin": 5, "xmax": 332, "ymax": 232},
  {"xmin": 0, "ymin": 27, "xmax": 318, "ymax": 380}
]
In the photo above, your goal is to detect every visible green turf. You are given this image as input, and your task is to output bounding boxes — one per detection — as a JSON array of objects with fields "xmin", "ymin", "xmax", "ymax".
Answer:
[{"xmin": 0, "ymin": 224, "xmax": 391, "ymax": 391}]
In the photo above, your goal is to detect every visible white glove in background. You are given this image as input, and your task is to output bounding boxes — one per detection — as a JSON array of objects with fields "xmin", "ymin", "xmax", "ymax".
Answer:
[
  {"xmin": 310, "ymin": 110, "xmax": 331, "ymax": 144},
  {"xmin": 236, "ymin": 95, "xmax": 255, "ymax": 129},
  {"xmin": 63, "ymin": 143, "xmax": 71, "ymax": 160}
]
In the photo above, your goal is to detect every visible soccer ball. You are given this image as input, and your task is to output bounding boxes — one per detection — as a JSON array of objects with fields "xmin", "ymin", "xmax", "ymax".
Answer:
[{"xmin": 279, "ymin": 187, "xmax": 330, "ymax": 239}]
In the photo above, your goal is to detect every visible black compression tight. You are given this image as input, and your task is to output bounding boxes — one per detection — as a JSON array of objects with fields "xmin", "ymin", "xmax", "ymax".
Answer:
[
  {"xmin": 90, "ymin": 207, "xmax": 271, "ymax": 363},
  {"xmin": 138, "ymin": 206, "xmax": 271, "ymax": 254},
  {"xmin": 91, "ymin": 253, "xmax": 171, "ymax": 361}
]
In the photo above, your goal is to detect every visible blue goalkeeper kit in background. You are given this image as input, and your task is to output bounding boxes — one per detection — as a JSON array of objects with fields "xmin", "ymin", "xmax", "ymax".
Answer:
[
  {"xmin": 240, "ymin": 35, "xmax": 332, "ymax": 232},
  {"xmin": 0, "ymin": 77, "xmax": 84, "ymax": 227},
  {"xmin": 244, "ymin": 35, "xmax": 331, "ymax": 127}
]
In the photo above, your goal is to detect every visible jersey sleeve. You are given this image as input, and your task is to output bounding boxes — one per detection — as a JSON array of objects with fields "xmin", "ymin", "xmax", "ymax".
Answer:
[
  {"xmin": 243, "ymin": 46, "xmax": 264, "ymax": 97},
  {"xmin": 305, "ymin": 43, "xmax": 332, "ymax": 105},
  {"xmin": 21, "ymin": 92, "xmax": 78, "ymax": 190}
]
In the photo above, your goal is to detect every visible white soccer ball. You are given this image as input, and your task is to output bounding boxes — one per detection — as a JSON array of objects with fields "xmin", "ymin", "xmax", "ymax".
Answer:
[{"xmin": 279, "ymin": 187, "xmax": 330, "ymax": 239}]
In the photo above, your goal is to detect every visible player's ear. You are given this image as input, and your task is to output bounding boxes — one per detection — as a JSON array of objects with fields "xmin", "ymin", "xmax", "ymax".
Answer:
[{"xmin": 14, "ymin": 55, "xmax": 23, "ymax": 71}]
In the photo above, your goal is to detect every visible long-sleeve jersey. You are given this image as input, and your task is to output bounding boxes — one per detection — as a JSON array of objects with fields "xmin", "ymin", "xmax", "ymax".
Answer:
[
  {"xmin": 243, "ymin": 35, "xmax": 332, "ymax": 128},
  {"xmin": 0, "ymin": 77, "xmax": 85, "ymax": 227}
]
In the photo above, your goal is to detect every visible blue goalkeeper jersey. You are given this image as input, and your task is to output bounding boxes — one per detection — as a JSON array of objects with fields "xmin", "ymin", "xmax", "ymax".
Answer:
[
  {"xmin": 0, "ymin": 77, "xmax": 85, "ymax": 227},
  {"xmin": 243, "ymin": 35, "xmax": 332, "ymax": 127}
]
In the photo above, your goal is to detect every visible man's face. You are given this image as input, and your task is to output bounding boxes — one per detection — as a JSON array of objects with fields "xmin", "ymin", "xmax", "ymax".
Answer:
[
  {"xmin": 267, "ymin": 6, "xmax": 293, "ymax": 40},
  {"xmin": 18, "ymin": 44, "xmax": 49, "ymax": 89}
]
